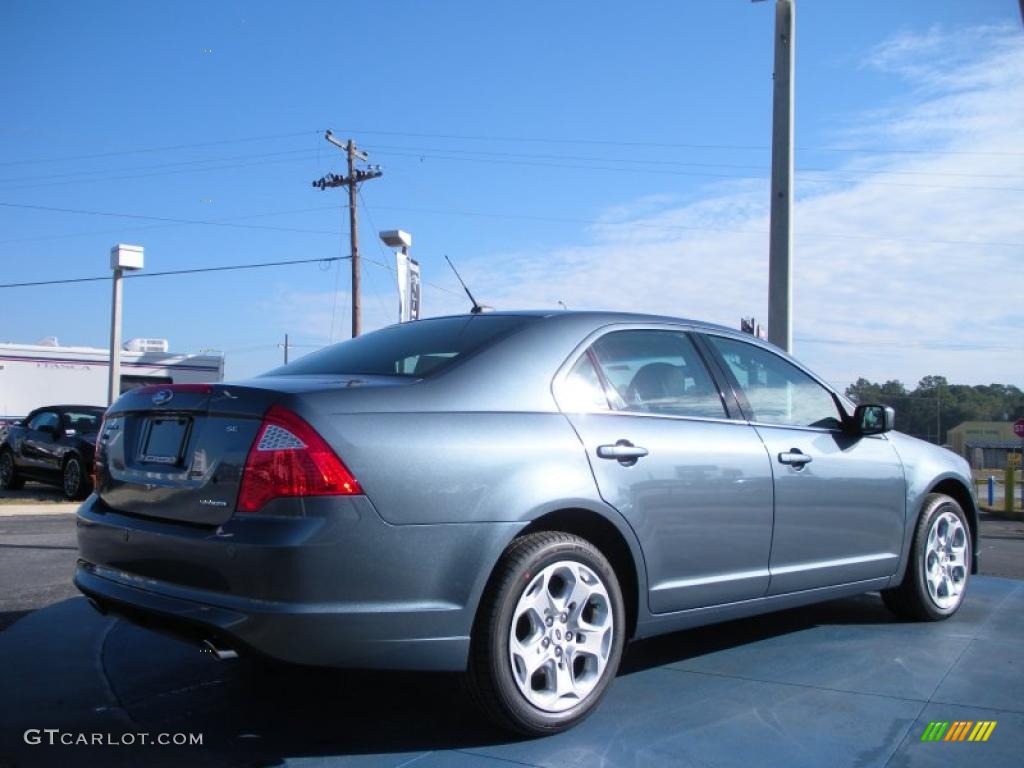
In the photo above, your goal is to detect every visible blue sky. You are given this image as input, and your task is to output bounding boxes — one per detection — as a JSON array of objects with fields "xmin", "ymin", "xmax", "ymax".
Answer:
[{"xmin": 1, "ymin": 0, "xmax": 1021, "ymax": 387}]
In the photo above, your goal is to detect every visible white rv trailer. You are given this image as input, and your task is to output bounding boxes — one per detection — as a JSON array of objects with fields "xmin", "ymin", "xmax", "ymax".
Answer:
[{"xmin": 0, "ymin": 337, "xmax": 224, "ymax": 428}]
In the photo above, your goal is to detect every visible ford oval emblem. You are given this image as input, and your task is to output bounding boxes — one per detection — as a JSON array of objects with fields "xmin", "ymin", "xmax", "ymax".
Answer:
[{"xmin": 152, "ymin": 389, "xmax": 174, "ymax": 406}]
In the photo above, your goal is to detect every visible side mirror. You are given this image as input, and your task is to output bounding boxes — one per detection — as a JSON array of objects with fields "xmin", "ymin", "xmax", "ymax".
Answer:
[{"xmin": 854, "ymin": 404, "xmax": 895, "ymax": 435}]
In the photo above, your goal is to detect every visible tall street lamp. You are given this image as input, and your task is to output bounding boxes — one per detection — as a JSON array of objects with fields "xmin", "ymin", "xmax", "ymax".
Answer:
[{"xmin": 379, "ymin": 230, "xmax": 420, "ymax": 323}]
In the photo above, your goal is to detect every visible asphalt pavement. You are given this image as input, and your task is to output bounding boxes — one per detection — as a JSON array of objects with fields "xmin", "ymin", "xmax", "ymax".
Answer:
[{"xmin": 1, "ymin": 507, "xmax": 1022, "ymax": 766}]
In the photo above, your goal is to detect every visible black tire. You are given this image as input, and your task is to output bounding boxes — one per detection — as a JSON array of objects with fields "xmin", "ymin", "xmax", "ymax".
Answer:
[
  {"xmin": 62, "ymin": 456, "xmax": 90, "ymax": 501},
  {"xmin": 467, "ymin": 531, "xmax": 626, "ymax": 736},
  {"xmin": 0, "ymin": 450, "xmax": 24, "ymax": 491},
  {"xmin": 882, "ymin": 493, "xmax": 971, "ymax": 621}
]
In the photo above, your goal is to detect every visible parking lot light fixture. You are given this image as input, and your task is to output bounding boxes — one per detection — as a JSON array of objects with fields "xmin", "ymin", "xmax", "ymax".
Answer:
[{"xmin": 108, "ymin": 244, "xmax": 144, "ymax": 405}]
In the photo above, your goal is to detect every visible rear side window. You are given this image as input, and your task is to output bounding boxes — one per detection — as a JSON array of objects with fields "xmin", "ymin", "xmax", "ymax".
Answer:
[
  {"xmin": 63, "ymin": 411, "xmax": 102, "ymax": 432},
  {"xmin": 588, "ymin": 330, "xmax": 726, "ymax": 419},
  {"xmin": 264, "ymin": 315, "xmax": 541, "ymax": 378},
  {"xmin": 560, "ymin": 354, "xmax": 612, "ymax": 412}
]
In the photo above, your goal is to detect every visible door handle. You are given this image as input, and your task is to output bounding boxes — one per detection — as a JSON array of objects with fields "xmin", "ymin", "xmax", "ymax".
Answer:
[
  {"xmin": 597, "ymin": 440, "xmax": 649, "ymax": 465},
  {"xmin": 778, "ymin": 449, "xmax": 812, "ymax": 468}
]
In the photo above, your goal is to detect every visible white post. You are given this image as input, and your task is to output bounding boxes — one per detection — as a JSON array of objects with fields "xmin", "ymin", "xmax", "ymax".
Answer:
[
  {"xmin": 768, "ymin": 0, "xmax": 794, "ymax": 353},
  {"xmin": 107, "ymin": 268, "xmax": 123, "ymax": 405},
  {"xmin": 108, "ymin": 244, "xmax": 144, "ymax": 405}
]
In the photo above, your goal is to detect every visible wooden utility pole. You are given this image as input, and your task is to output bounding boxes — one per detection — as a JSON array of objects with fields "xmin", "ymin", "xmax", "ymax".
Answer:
[
  {"xmin": 312, "ymin": 131, "xmax": 382, "ymax": 337},
  {"xmin": 345, "ymin": 140, "xmax": 361, "ymax": 337}
]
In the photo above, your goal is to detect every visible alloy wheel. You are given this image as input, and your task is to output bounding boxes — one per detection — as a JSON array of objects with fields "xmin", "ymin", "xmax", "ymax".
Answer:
[
  {"xmin": 64, "ymin": 459, "xmax": 81, "ymax": 499},
  {"xmin": 508, "ymin": 559, "xmax": 614, "ymax": 713},
  {"xmin": 923, "ymin": 509, "xmax": 968, "ymax": 610}
]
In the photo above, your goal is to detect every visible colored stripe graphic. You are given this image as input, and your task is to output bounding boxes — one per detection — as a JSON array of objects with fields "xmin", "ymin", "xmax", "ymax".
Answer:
[
  {"xmin": 969, "ymin": 721, "xmax": 997, "ymax": 742},
  {"xmin": 921, "ymin": 720, "xmax": 996, "ymax": 742},
  {"xmin": 944, "ymin": 721, "xmax": 972, "ymax": 741}
]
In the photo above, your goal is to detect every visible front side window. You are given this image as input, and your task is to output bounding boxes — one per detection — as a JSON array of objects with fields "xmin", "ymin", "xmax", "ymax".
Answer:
[
  {"xmin": 587, "ymin": 330, "xmax": 726, "ymax": 419},
  {"xmin": 28, "ymin": 411, "xmax": 59, "ymax": 432},
  {"xmin": 706, "ymin": 335, "xmax": 842, "ymax": 429}
]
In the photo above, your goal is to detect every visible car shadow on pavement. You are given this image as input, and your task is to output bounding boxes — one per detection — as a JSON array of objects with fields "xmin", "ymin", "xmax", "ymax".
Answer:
[
  {"xmin": 620, "ymin": 591, "xmax": 896, "ymax": 675},
  {"xmin": 1, "ymin": 591, "xmax": 907, "ymax": 766}
]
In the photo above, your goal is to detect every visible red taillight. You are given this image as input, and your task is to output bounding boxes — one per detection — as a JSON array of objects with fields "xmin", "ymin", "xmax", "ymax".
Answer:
[{"xmin": 236, "ymin": 405, "xmax": 361, "ymax": 513}]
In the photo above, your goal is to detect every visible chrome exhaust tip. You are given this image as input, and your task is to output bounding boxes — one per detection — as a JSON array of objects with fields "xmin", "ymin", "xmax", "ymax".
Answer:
[{"xmin": 202, "ymin": 638, "xmax": 239, "ymax": 660}]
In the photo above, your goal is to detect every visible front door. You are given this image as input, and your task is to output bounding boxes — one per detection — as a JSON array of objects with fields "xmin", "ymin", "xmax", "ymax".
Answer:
[
  {"xmin": 22, "ymin": 410, "xmax": 61, "ymax": 473},
  {"xmin": 556, "ymin": 328, "xmax": 774, "ymax": 613},
  {"xmin": 702, "ymin": 334, "xmax": 906, "ymax": 594}
]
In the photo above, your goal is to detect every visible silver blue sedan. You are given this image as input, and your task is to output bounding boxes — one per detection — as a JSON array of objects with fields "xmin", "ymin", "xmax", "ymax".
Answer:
[{"xmin": 75, "ymin": 311, "xmax": 977, "ymax": 735}]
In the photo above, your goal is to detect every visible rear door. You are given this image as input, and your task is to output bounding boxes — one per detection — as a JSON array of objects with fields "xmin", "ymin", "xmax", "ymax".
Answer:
[
  {"xmin": 701, "ymin": 333, "xmax": 906, "ymax": 594},
  {"xmin": 555, "ymin": 326, "xmax": 774, "ymax": 613}
]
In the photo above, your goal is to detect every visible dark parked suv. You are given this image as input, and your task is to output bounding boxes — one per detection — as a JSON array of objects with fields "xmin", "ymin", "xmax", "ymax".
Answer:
[{"xmin": 0, "ymin": 405, "xmax": 105, "ymax": 500}]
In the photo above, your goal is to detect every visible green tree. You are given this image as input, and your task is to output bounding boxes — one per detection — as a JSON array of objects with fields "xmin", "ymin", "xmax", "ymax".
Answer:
[{"xmin": 845, "ymin": 377, "xmax": 1022, "ymax": 444}]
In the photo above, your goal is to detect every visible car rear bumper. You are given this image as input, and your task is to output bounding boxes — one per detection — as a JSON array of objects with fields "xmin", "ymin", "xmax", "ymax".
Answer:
[{"xmin": 75, "ymin": 494, "xmax": 523, "ymax": 671}]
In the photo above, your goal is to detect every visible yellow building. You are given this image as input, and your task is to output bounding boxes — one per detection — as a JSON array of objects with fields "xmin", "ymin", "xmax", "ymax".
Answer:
[{"xmin": 947, "ymin": 421, "xmax": 1020, "ymax": 468}]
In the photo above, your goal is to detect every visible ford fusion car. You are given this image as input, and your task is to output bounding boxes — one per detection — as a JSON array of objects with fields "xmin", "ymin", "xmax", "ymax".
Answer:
[
  {"xmin": 1, "ymin": 405, "xmax": 105, "ymax": 500},
  {"xmin": 75, "ymin": 311, "xmax": 978, "ymax": 735}
]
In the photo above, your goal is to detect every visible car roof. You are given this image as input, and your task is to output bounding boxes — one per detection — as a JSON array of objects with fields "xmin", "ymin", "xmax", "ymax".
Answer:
[
  {"xmin": 31, "ymin": 405, "xmax": 106, "ymax": 413},
  {"xmin": 422, "ymin": 309, "xmax": 740, "ymax": 335}
]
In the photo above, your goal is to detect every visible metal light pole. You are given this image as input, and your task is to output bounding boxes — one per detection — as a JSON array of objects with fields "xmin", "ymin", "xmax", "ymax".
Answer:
[
  {"xmin": 108, "ymin": 244, "xmax": 144, "ymax": 404},
  {"xmin": 757, "ymin": 0, "xmax": 795, "ymax": 353}
]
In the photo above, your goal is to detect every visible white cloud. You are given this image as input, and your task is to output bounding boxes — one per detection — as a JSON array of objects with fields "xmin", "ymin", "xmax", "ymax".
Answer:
[
  {"xmin": 457, "ymin": 24, "xmax": 1024, "ymax": 389},
  {"xmin": 268, "ymin": 24, "xmax": 1024, "ymax": 390}
]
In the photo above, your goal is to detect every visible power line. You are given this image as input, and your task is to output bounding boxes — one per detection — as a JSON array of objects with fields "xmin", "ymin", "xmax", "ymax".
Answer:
[
  {"xmin": 0, "ymin": 256, "xmax": 349, "ymax": 289},
  {"xmin": 0, "ymin": 147, "xmax": 319, "ymax": 186},
  {"xmin": 0, "ymin": 204, "xmax": 340, "ymax": 245},
  {"xmin": 371, "ymin": 149, "xmax": 1024, "ymax": 194},
  {"xmin": 0, "ymin": 154, "xmax": 321, "ymax": 192},
  {"xmin": 0, "ymin": 201, "xmax": 339, "ymax": 236},
  {"xmin": 3, "ymin": 141, "xmax": 1018, "ymax": 189},
  {"xmin": 2, "ymin": 127, "xmax": 1021, "ymax": 172},
  {"xmin": 0, "ymin": 198, "xmax": 1020, "ymax": 251},
  {"xmin": 368, "ymin": 143, "xmax": 1024, "ymax": 182},
  {"xmin": 326, "ymin": 127, "xmax": 1024, "ymax": 158},
  {"xmin": 356, "ymin": 188, "xmax": 404, "ymax": 322},
  {"xmin": 795, "ymin": 335, "xmax": 1020, "ymax": 352},
  {"xmin": 356, "ymin": 189, "xmax": 466, "ymax": 300},
  {"xmin": 359, "ymin": 203, "xmax": 1024, "ymax": 249},
  {"xmin": 0, "ymin": 130, "xmax": 320, "ymax": 167}
]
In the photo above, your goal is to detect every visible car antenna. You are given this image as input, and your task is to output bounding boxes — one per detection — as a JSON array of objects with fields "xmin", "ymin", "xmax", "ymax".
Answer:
[{"xmin": 444, "ymin": 254, "xmax": 490, "ymax": 314}]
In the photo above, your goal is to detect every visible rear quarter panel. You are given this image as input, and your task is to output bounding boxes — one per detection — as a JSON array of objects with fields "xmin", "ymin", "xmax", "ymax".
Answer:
[{"xmin": 322, "ymin": 411, "xmax": 603, "ymax": 526}]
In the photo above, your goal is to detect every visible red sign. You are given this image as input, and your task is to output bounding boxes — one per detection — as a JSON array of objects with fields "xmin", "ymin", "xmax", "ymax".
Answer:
[{"xmin": 1015, "ymin": 419, "xmax": 1024, "ymax": 439}]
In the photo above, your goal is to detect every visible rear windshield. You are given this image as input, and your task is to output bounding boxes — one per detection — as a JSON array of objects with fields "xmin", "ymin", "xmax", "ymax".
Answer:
[{"xmin": 264, "ymin": 315, "xmax": 541, "ymax": 378}]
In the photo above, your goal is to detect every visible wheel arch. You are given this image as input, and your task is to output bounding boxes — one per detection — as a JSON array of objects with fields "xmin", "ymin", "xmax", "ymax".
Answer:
[
  {"xmin": 476, "ymin": 505, "xmax": 646, "ymax": 640},
  {"xmin": 928, "ymin": 476, "xmax": 979, "ymax": 574}
]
